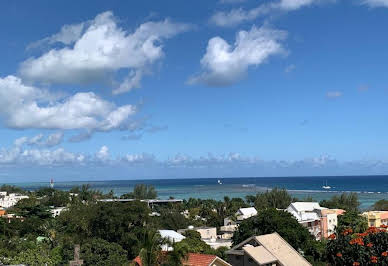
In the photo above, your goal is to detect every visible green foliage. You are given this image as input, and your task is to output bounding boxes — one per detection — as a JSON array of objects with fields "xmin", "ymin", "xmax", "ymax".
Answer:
[
  {"xmin": 81, "ymin": 238, "xmax": 128, "ymax": 266},
  {"xmin": 327, "ymin": 227, "xmax": 388, "ymax": 265},
  {"xmin": 0, "ymin": 184, "xmax": 26, "ymax": 194},
  {"xmin": 57, "ymin": 201, "xmax": 150, "ymax": 259},
  {"xmin": 320, "ymin": 192, "xmax": 360, "ymax": 212},
  {"xmin": 372, "ymin": 199, "xmax": 388, "ymax": 211},
  {"xmin": 8, "ymin": 243, "xmax": 61, "ymax": 266},
  {"xmin": 157, "ymin": 209, "xmax": 189, "ymax": 231},
  {"xmin": 246, "ymin": 188, "xmax": 292, "ymax": 210},
  {"xmin": 139, "ymin": 230, "xmax": 166, "ymax": 266},
  {"xmin": 163, "ymin": 242, "xmax": 189, "ymax": 266},
  {"xmin": 177, "ymin": 230, "xmax": 214, "ymax": 254},
  {"xmin": 337, "ymin": 211, "xmax": 368, "ymax": 234},
  {"xmin": 232, "ymin": 209, "xmax": 313, "ymax": 251},
  {"xmin": 121, "ymin": 184, "xmax": 157, "ymax": 199}
]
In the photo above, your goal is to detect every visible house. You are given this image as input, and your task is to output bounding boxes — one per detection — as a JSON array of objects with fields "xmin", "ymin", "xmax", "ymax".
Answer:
[
  {"xmin": 226, "ymin": 232, "xmax": 311, "ymax": 266},
  {"xmin": 362, "ymin": 211, "xmax": 388, "ymax": 227},
  {"xmin": 178, "ymin": 226, "xmax": 233, "ymax": 249},
  {"xmin": 50, "ymin": 207, "xmax": 67, "ymax": 217},
  {"xmin": 286, "ymin": 202, "xmax": 344, "ymax": 240},
  {"xmin": 236, "ymin": 207, "xmax": 258, "ymax": 221},
  {"xmin": 0, "ymin": 208, "xmax": 6, "ymax": 216},
  {"xmin": 0, "ymin": 192, "xmax": 29, "ymax": 208},
  {"xmin": 158, "ymin": 230, "xmax": 186, "ymax": 251},
  {"xmin": 133, "ymin": 253, "xmax": 231, "ymax": 266}
]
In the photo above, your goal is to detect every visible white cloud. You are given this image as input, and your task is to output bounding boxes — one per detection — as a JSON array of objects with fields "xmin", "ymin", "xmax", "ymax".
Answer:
[
  {"xmin": 96, "ymin": 145, "xmax": 110, "ymax": 161},
  {"xmin": 211, "ymin": 0, "xmax": 333, "ymax": 27},
  {"xmin": 362, "ymin": 0, "xmax": 388, "ymax": 7},
  {"xmin": 0, "ymin": 75, "xmax": 136, "ymax": 132},
  {"xmin": 124, "ymin": 153, "xmax": 156, "ymax": 164},
  {"xmin": 188, "ymin": 26, "xmax": 287, "ymax": 87},
  {"xmin": 210, "ymin": 6, "xmax": 270, "ymax": 27},
  {"xmin": 326, "ymin": 91, "xmax": 342, "ymax": 98},
  {"xmin": 20, "ymin": 11, "xmax": 190, "ymax": 94},
  {"xmin": 17, "ymin": 132, "xmax": 64, "ymax": 148}
]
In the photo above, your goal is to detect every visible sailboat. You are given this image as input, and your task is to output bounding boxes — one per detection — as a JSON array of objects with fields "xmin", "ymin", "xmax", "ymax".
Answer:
[
  {"xmin": 217, "ymin": 179, "xmax": 222, "ymax": 185},
  {"xmin": 322, "ymin": 180, "xmax": 331, "ymax": 190}
]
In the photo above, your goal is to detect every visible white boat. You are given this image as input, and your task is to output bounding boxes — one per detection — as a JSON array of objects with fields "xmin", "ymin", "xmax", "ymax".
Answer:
[
  {"xmin": 217, "ymin": 179, "xmax": 222, "ymax": 185},
  {"xmin": 322, "ymin": 180, "xmax": 331, "ymax": 190}
]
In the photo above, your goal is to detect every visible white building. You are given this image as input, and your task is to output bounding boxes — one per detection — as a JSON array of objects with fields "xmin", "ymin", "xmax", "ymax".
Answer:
[
  {"xmin": 50, "ymin": 207, "xmax": 67, "ymax": 217},
  {"xmin": 0, "ymin": 192, "xmax": 29, "ymax": 208},
  {"xmin": 286, "ymin": 202, "xmax": 326, "ymax": 240},
  {"xmin": 159, "ymin": 230, "xmax": 186, "ymax": 251},
  {"xmin": 236, "ymin": 207, "xmax": 258, "ymax": 221}
]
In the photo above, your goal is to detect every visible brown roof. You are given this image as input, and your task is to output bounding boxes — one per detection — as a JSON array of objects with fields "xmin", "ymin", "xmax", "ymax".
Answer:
[{"xmin": 133, "ymin": 253, "xmax": 230, "ymax": 266}]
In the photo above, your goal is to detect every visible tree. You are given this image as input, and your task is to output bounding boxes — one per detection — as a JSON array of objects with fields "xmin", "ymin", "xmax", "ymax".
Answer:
[
  {"xmin": 121, "ymin": 184, "xmax": 157, "ymax": 200},
  {"xmin": 164, "ymin": 242, "xmax": 189, "ymax": 266},
  {"xmin": 139, "ymin": 230, "xmax": 166, "ymax": 266},
  {"xmin": 372, "ymin": 199, "xmax": 388, "ymax": 211},
  {"xmin": 246, "ymin": 188, "xmax": 292, "ymax": 210},
  {"xmin": 177, "ymin": 230, "xmax": 214, "ymax": 254},
  {"xmin": 320, "ymin": 193, "xmax": 360, "ymax": 212},
  {"xmin": 81, "ymin": 238, "xmax": 128, "ymax": 266},
  {"xmin": 9, "ymin": 243, "xmax": 61, "ymax": 266},
  {"xmin": 157, "ymin": 209, "xmax": 189, "ymax": 231},
  {"xmin": 337, "ymin": 211, "xmax": 368, "ymax": 234},
  {"xmin": 232, "ymin": 209, "xmax": 313, "ymax": 251},
  {"xmin": 326, "ymin": 226, "xmax": 388, "ymax": 265}
]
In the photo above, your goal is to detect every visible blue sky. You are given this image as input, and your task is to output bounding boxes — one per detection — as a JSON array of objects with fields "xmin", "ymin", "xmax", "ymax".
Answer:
[{"xmin": 1, "ymin": 0, "xmax": 388, "ymax": 182}]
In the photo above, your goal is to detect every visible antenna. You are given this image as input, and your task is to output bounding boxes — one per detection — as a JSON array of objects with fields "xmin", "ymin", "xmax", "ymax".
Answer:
[{"xmin": 50, "ymin": 178, "xmax": 54, "ymax": 189}]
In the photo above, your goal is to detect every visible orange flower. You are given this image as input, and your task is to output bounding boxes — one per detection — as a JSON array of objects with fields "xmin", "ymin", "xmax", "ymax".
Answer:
[
  {"xmin": 353, "ymin": 262, "xmax": 360, "ymax": 266},
  {"xmin": 328, "ymin": 234, "xmax": 336, "ymax": 239},
  {"xmin": 382, "ymin": 252, "xmax": 388, "ymax": 257},
  {"xmin": 367, "ymin": 243, "xmax": 373, "ymax": 247},
  {"xmin": 349, "ymin": 238, "xmax": 364, "ymax": 246},
  {"xmin": 336, "ymin": 253, "xmax": 343, "ymax": 258},
  {"xmin": 371, "ymin": 256, "xmax": 378, "ymax": 263}
]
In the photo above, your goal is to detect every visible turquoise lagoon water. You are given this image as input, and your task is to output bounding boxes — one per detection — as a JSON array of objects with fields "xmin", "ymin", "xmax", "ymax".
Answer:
[{"xmin": 3, "ymin": 176, "xmax": 388, "ymax": 210}]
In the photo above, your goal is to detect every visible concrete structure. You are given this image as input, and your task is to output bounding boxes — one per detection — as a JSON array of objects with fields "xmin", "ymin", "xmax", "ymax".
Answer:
[
  {"xmin": 98, "ymin": 198, "xmax": 183, "ymax": 208},
  {"xmin": 50, "ymin": 207, "xmax": 68, "ymax": 217},
  {"xmin": 226, "ymin": 232, "xmax": 311, "ymax": 266},
  {"xmin": 0, "ymin": 192, "xmax": 29, "ymax": 208},
  {"xmin": 236, "ymin": 207, "xmax": 258, "ymax": 221},
  {"xmin": 319, "ymin": 209, "xmax": 345, "ymax": 238},
  {"xmin": 362, "ymin": 211, "xmax": 388, "ymax": 227},
  {"xmin": 159, "ymin": 230, "xmax": 186, "ymax": 251},
  {"xmin": 178, "ymin": 226, "xmax": 233, "ymax": 249}
]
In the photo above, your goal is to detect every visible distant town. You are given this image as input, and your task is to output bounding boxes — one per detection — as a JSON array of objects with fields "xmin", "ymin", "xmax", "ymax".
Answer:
[{"xmin": 0, "ymin": 183, "xmax": 387, "ymax": 265}]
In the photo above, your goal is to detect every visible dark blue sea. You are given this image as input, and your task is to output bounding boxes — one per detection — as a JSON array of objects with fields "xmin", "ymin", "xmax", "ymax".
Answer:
[{"xmin": 4, "ymin": 176, "xmax": 388, "ymax": 210}]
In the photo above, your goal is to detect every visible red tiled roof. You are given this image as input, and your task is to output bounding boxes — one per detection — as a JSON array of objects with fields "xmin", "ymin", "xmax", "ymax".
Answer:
[
  {"xmin": 183, "ymin": 253, "xmax": 217, "ymax": 266},
  {"xmin": 133, "ymin": 253, "xmax": 218, "ymax": 266}
]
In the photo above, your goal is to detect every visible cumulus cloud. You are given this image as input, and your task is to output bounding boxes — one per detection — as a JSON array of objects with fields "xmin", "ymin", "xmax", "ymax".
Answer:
[
  {"xmin": 16, "ymin": 132, "xmax": 64, "ymax": 148},
  {"xmin": 188, "ymin": 26, "xmax": 287, "ymax": 87},
  {"xmin": 362, "ymin": 0, "xmax": 388, "ymax": 7},
  {"xmin": 211, "ymin": 0, "xmax": 333, "ymax": 27},
  {"xmin": 0, "ymin": 75, "xmax": 137, "ymax": 132},
  {"xmin": 96, "ymin": 145, "xmax": 110, "ymax": 161},
  {"xmin": 20, "ymin": 11, "xmax": 190, "ymax": 94}
]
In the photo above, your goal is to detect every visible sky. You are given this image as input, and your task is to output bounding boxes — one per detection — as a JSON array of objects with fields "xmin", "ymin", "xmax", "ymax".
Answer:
[{"xmin": 1, "ymin": 0, "xmax": 388, "ymax": 182}]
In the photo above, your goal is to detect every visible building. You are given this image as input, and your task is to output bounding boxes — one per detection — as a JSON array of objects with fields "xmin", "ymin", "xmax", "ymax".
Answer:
[
  {"xmin": 178, "ymin": 226, "xmax": 233, "ymax": 249},
  {"xmin": 226, "ymin": 232, "xmax": 311, "ymax": 266},
  {"xmin": 0, "ymin": 192, "xmax": 29, "ymax": 208},
  {"xmin": 319, "ymin": 209, "xmax": 345, "ymax": 238},
  {"xmin": 236, "ymin": 207, "xmax": 258, "ymax": 221},
  {"xmin": 133, "ymin": 253, "xmax": 231, "ymax": 266},
  {"xmin": 98, "ymin": 198, "xmax": 183, "ymax": 208},
  {"xmin": 159, "ymin": 230, "xmax": 186, "ymax": 251},
  {"xmin": 50, "ymin": 207, "xmax": 68, "ymax": 217},
  {"xmin": 0, "ymin": 208, "xmax": 6, "ymax": 216},
  {"xmin": 286, "ymin": 202, "xmax": 323, "ymax": 239},
  {"xmin": 362, "ymin": 211, "xmax": 388, "ymax": 227}
]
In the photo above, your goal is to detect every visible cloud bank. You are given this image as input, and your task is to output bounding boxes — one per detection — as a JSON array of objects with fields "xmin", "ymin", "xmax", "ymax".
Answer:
[{"xmin": 21, "ymin": 11, "xmax": 190, "ymax": 94}]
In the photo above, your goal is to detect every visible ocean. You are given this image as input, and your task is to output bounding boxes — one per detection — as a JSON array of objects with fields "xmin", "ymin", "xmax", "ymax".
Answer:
[{"xmin": 4, "ymin": 175, "xmax": 388, "ymax": 210}]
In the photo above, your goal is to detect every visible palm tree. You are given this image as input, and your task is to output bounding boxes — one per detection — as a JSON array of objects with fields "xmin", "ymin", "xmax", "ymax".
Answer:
[
  {"xmin": 139, "ymin": 229, "xmax": 166, "ymax": 266},
  {"xmin": 165, "ymin": 242, "xmax": 189, "ymax": 266}
]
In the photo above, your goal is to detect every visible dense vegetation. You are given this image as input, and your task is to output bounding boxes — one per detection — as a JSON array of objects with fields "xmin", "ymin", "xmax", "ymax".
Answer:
[{"xmin": 0, "ymin": 184, "xmax": 385, "ymax": 265}]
